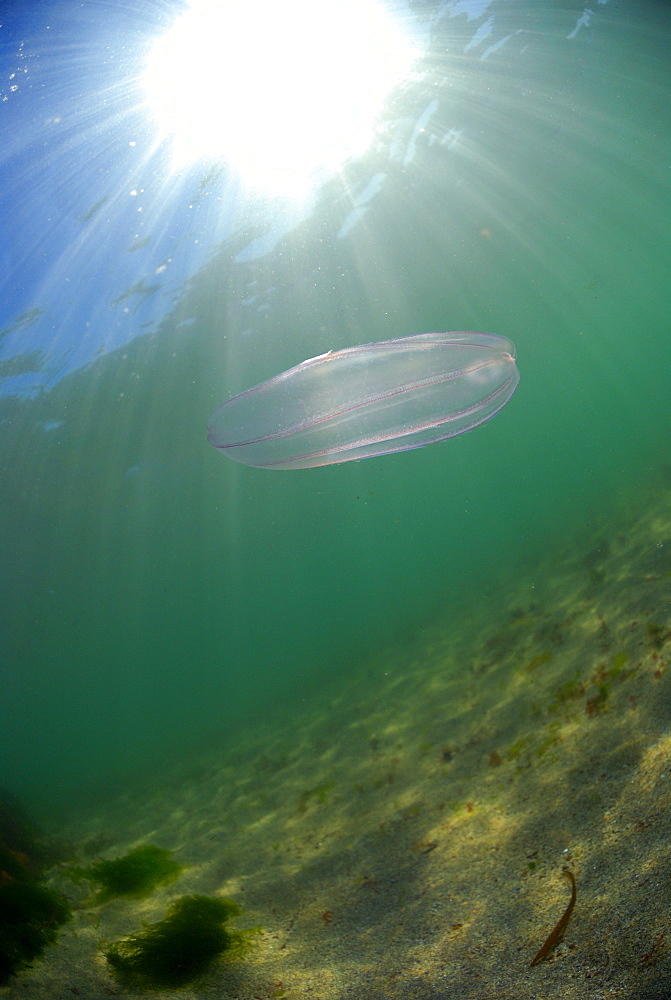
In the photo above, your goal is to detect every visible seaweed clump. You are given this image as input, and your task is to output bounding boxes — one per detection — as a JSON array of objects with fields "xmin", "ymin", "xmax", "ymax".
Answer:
[
  {"xmin": 0, "ymin": 788, "xmax": 49, "ymax": 873},
  {"xmin": 67, "ymin": 845, "xmax": 182, "ymax": 902},
  {"xmin": 0, "ymin": 842, "xmax": 71, "ymax": 984},
  {"xmin": 105, "ymin": 894, "xmax": 240, "ymax": 988}
]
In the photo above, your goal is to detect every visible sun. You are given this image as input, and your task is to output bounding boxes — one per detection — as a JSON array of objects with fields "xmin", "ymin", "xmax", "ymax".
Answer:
[{"xmin": 143, "ymin": 0, "xmax": 417, "ymax": 196}]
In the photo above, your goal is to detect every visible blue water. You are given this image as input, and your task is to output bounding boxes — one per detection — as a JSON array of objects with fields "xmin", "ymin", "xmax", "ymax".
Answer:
[{"xmin": 0, "ymin": 0, "xmax": 669, "ymax": 829}]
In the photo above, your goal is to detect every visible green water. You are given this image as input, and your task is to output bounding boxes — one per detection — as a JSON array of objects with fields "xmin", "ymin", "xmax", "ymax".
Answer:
[{"xmin": 1, "ymin": 1, "xmax": 669, "ymax": 819}]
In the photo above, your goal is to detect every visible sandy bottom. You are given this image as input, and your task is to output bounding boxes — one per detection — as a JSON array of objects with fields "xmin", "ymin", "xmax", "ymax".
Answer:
[{"xmin": 4, "ymin": 481, "xmax": 671, "ymax": 1000}]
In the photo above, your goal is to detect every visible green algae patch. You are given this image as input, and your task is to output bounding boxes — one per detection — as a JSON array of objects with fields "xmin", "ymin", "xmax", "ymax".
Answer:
[
  {"xmin": 549, "ymin": 674, "xmax": 585, "ymax": 713},
  {"xmin": 105, "ymin": 894, "xmax": 242, "ymax": 989},
  {"xmin": 506, "ymin": 736, "xmax": 533, "ymax": 760},
  {"xmin": 67, "ymin": 845, "xmax": 182, "ymax": 902},
  {"xmin": 0, "ymin": 844, "xmax": 71, "ymax": 984},
  {"xmin": 522, "ymin": 651, "xmax": 553, "ymax": 674},
  {"xmin": 297, "ymin": 782, "xmax": 335, "ymax": 813}
]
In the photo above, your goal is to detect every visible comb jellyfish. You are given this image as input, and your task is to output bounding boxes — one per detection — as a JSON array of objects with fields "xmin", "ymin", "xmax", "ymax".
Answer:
[{"xmin": 207, "ymin": 331, "xmax": 519, "ymax": 470}]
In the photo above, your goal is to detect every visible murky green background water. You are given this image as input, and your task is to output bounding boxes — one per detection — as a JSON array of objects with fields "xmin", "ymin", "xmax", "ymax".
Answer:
[{"xmin": 1, "ymin": 0, "xmax": 669, "ymax": 819}]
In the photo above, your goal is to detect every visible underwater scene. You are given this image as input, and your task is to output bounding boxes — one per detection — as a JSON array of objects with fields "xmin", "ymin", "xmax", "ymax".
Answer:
[{"xmin": 0, "ymin": 0, "xmax": 670, "ymax": 997}]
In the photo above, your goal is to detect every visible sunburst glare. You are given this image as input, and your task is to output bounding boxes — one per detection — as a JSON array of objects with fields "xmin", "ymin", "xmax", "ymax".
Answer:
[{"xmin": 143, "ymin": 0, "xmax": 417, "ymax": 196}]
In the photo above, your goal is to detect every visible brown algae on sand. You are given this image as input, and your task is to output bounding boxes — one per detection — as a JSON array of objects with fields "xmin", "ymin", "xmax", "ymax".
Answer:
[{"xmin": 530, "ymin": 869, "xmax": 577, "ymax": 967}]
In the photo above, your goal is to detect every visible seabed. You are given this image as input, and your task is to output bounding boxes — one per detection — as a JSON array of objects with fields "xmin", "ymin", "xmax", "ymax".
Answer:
[{"xmin": 4, "ymin": 479, "xmax": 671, "ymax": 1000}]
